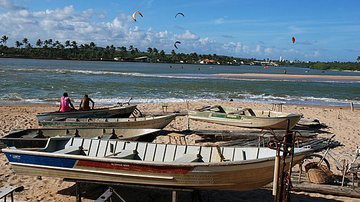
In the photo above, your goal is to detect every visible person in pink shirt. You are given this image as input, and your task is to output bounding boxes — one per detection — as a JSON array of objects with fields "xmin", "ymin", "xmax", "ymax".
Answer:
[{"xmin": 58, "ymin": 92, "xmax": 75, "ymax": 112}]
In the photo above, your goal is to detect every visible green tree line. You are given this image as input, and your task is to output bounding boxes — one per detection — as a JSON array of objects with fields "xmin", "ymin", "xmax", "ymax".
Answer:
[
  {"xmin": 0, "ymin": 35, "xmax": 251, "ymax": 64},
  {"xmin": 1, "ymin": 35, "xmax": 360, "ymax": 71}
]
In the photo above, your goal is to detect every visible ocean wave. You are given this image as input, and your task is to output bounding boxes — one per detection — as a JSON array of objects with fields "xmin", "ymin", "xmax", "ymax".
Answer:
[
  {"xmin": 1, "ymin": 94, "xmax": 359, "ymax": 107},
  {"xmin": 1, "ymin": 68, "xmax": 214, "ymax": 80},
  {"xmin": 2, "ymin": 67, "xmax": 358, "ymax": 83}
]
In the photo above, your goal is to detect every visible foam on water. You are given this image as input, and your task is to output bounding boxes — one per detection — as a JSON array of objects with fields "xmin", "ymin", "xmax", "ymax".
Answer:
[
  {"xmin": 3, "ymin": 67, "xmax": 359, "ymax": 84},
  {"xmin": 1, "ymin": 94, "xmax": 359, "ymax": 107}
]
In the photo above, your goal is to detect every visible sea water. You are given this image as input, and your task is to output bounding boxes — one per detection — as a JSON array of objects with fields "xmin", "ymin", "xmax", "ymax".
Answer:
[{"xmin": 0, "ymin": 58, "xmax": 359, "ymax": 106}]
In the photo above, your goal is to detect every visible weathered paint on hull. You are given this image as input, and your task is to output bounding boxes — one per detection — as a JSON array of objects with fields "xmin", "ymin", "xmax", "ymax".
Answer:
[
  {"xmin": 7, "ymin": 153, "xmax": 306, "ymax": 191},
  {"xmin": 40, "ymin": 114, "xmax": 176, "ymax": 129},
  {"xmin": 189, "ymin": 115, "xmax": 301, "ymax": 130},
  {"xmin": 37, "ymin": 105, "xmax": 137, "ymax": 122}
]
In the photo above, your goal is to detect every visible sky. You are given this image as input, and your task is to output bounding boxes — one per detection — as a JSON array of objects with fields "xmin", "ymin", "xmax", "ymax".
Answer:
[{"xmin": 0, "ymin": 0, "xmax": 359, "ymax": 62}]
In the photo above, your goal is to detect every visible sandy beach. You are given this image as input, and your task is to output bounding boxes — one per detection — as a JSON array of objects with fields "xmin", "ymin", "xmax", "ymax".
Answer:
[
  {"xmin": 217, "ymin": 73, "xmax": 360, "ymax": 81},
  {"xmin": 0, "ymin": 101, "xmax": 359, "ymax": 202}
]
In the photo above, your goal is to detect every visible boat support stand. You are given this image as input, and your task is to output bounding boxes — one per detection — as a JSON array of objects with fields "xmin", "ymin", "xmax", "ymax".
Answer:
[{"xmin": 70, "ymin": 179, "xmax": 202, "ymax": 202}]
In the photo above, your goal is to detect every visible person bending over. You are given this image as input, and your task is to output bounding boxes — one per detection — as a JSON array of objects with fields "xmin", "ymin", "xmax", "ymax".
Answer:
[{"xmin": 79, "ymin": 94, "xmax": 95, "ymax": 111}]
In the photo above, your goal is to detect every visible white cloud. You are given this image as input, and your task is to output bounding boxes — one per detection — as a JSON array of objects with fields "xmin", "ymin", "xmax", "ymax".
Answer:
[
  {"xmin": 0, "ymin": 0, "xmax": 25, "ymax": 10},
  {"xmin": 175, "ymin": 30, "xmax": 199, "ymax": 40},
  {"xmin": 264, "ymin": 48, "xmax": 273, "ymax": 55},
  {"xmin": 0, "ymin": 2, "xmax": 304, "ymax": 59},
  {"xmin": 214, "ymin": 17, "xmax": 225, "ymax": 25}
]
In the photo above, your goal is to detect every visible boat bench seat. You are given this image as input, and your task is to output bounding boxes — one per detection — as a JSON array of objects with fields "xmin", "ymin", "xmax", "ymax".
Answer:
[
  {"xmin": 101, "ymin": 134, "xmax": 117, "ymax": 140},
  {"xmin": 110, "ymin": 150, "xmax": 142, "ymax": 160},
  {"xmin": 54, "ymin": 146, "xmax": 86, "ymax": 155},
  {"xmin": 174, "ymin": 154, "xmax": 203, "ymax": 163},
  {"xmin": 66, "ymin": 118, "xmax": 79, "ymax": 122},
  {"xmin": 22, "ymin": 133, "xmax": 44, "ymax": 139}
]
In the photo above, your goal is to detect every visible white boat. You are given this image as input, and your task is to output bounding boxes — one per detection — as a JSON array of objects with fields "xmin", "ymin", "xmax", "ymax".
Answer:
[
  {"xmin": 3, "ymin": 137, "xmax": 312, "ymax": 191},
  {"xmin": 0, "ymin": 128, "xmax": 160, "ymax": 149},
  {"xmin": 39, "ymin": 113, "xmax": 177, "ymax": 129},
  {"xmin": 36, "ymin": 105, "xmax": 137, "ymax": 122},
  {"xmin": 189, "ymin": 106, "xmax": 302, "ymax": 130}
]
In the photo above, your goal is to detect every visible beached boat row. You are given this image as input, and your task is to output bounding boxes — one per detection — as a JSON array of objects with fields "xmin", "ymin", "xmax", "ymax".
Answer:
[{"xmin": 2, "ymin": 102, "xmax": 309, "ymax": 193}]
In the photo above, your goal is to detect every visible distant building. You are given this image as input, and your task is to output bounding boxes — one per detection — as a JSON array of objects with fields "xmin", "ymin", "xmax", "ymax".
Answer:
[
  {"xmin": 134, "ymin": 56, "xmax": 151, "ymax": 63},
  {"xmin": 199, "ymin": 59, "xmax": 217, "ymax": 64}
]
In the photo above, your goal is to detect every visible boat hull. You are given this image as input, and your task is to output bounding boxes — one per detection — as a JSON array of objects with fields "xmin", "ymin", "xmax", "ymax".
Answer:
[
  {"xmin": 40, "ymin": 114, "xmax": 177, "ymax": 129},
  {"xmin": 189, "ymin": 115, "xmax": 301, "ymax": 130},
  {"xmin": 36, "ymin": 105, "xmax": 137, "ymax": 122},
  {"xmin": 4, "ymin": 150, "xmax": 307, "ymax": 191},
  {"xmin": 0, "ymin": 128, "xmax": 160, "ymax": 148}
]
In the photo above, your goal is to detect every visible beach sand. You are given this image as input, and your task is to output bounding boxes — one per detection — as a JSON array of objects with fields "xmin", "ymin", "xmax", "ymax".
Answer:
[{"xmin": 0, "ymin": 102, "xmax": 359, "ymax": 202}]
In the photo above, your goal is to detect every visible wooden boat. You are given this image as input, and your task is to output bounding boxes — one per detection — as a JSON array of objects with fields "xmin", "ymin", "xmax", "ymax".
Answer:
[
  {"xmin": 0, "ymin": 128, "xmax": 160, "ymax": 149},
  {"xmin": 39, "ymin": 113, "xmax": 178, "ymax": 129},
  {"xmin": 36, "ymin": 105, "xmax": 137, "ymax": 122},
  {"xmin": 2, "ymin": 137, "xmax": 313, "ymax": 191},
  {"xmin": 189, "ymin": 106, "xmax": 302, "ymax": 130}
]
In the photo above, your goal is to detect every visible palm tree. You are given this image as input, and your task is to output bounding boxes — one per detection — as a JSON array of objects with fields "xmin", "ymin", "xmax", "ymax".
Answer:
[
  {"xmin": 147, "ymin": 47, "xmax": 153, "ymax": 54},
  {"xmin": 36, "ymin": 39, "xmax": 43, "ymax": 48},
  {"xmin": 71, "ymin": 41, "xmax": 77, "ymax": 49},
  {"xmin": 129, "ymin": 45, "xmax": 134, "ymax": 52},
  {"xmin": 119, "ymin": 46, "xmax": 127, "ymax": 52},
  {"xmin": 1, "ymin": 35, "xmax": 9, "ymax": 46},
  {"xmin": 15, "ymin": 41, "xmax": 23, "ymax": 48},
  {"xmin": 65, "ymin": 40, "xmax": 71, "ymax": 48},
  {"xmin": 22, "ymin": 38, "xmax": 28, "ymax": 46},
  {"xmin": 357, "ymin": 56, "xmax": 360, "ymax": 62},
  {"xmin": 153, "ymin": 48, "xmax": 158, "ymax": 54},
  {"xmin": 89, "ymin": 42, "xmax": 96, "ymax": 49},
  {"xmin": 53, "ymin": 40, "xmax": 61, "ymax": 48}
]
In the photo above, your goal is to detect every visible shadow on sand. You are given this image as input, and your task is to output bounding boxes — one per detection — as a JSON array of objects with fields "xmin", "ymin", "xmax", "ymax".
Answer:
[{"xmin": 57, "ymin": 183, "xmax": 343, "ymax": 202}]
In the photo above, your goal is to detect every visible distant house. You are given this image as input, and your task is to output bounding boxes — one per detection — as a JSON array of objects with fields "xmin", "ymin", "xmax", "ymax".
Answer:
[
  {"xmin": 199, "ymin": 59, "xmax": 217, "ymax": 64},
  {"xmin": 134, "ymin": 56, "xmax": 151, "ymax": 63}
]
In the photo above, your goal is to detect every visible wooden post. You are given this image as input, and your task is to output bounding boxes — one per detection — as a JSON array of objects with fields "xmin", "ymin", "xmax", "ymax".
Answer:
[
  {"xmin": 172, "ymin": 190, "xmax": 177, "ymax": 202},
  {"xmin": 350, "ymin": 102, "xmax": 354, "ymax": 112},
  {"xmin": 298, "ymin": 163, "xmax": 302, "ymax": 183},
  {"xmin": 186, "ymin": 101, "xmax": 190, "ymax": 130},
  {"xmin": 76, "ymin": 182, "xmax": 82, "ymax": 202},
  {"xmin": 272, "ymin": 155, "xmax": 280, "ymax": 196},
  {"xmin": 341, "ymin": 159, "xmax": 346, "ymax": 187}
]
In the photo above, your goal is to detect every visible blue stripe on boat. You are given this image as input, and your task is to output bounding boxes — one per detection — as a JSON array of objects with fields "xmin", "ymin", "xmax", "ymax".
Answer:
[{"xmin": 5, "ymin": 153, "xmax": 76, "ymax": 168}]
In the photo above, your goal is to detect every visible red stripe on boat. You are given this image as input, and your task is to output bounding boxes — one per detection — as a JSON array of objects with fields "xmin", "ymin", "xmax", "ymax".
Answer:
[{"xmin": 76, "ymin": 160, "xmax": 192, "ymax": 174}]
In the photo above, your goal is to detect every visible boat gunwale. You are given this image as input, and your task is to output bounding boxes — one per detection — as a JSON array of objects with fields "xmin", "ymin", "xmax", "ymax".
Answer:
[
  {"xmin": 40, "ymin": 113, "xmax": 178, "ymax": 124},
  {"xmin": 2, "ymin": 146, "xmax": 312, "ymax": 168},
  {"xmin": 36, "ymin": 104, "xmax": 137, "ymax": 116},
  {"xmin": 188, "ymin": 111, "xmax": 302, "ymax": 120}
]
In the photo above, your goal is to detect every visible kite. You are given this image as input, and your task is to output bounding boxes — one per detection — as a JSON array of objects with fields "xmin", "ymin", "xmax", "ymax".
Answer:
[
  {"xmin": 132, "ymin": 11, "xmax": 143, "ymax": 22},
  {"xmin": 292, "ymin": 37, "xmax": 296, "ymax": 43},
  {"xmin": 174, "ymin": 41, "xmax": 181, "ymax": 49},
  {"xmin": 175, "ymin": 13, "xmax": 185, "ymax": 18}
]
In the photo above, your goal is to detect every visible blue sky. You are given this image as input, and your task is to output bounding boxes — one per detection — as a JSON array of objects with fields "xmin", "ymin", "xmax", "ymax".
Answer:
[{"xmin": 1, "ymin": 0, "xmax": 359, "ymax": 61}]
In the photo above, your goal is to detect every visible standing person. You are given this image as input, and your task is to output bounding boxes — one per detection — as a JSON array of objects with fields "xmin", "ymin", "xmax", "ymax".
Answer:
[
  {"xmin": 79, "ymin": 94, "xmax": 95, "ymax": 111},
  {"xmin": 58, "ymin": 92, "xmax": 75, "ymax": 112}
]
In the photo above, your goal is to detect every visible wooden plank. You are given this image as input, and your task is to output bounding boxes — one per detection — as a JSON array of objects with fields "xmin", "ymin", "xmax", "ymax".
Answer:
[
  {"xmin": 0, "ymin": 186, "xmax": 23, "ymax": 198},
  {"xmin": 291, "ymin": 182, "xmax": 360, "ymax": 198},
  {"xmin": 264, "ymin": 182, "xmax": 360, "ymax": 198}
]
